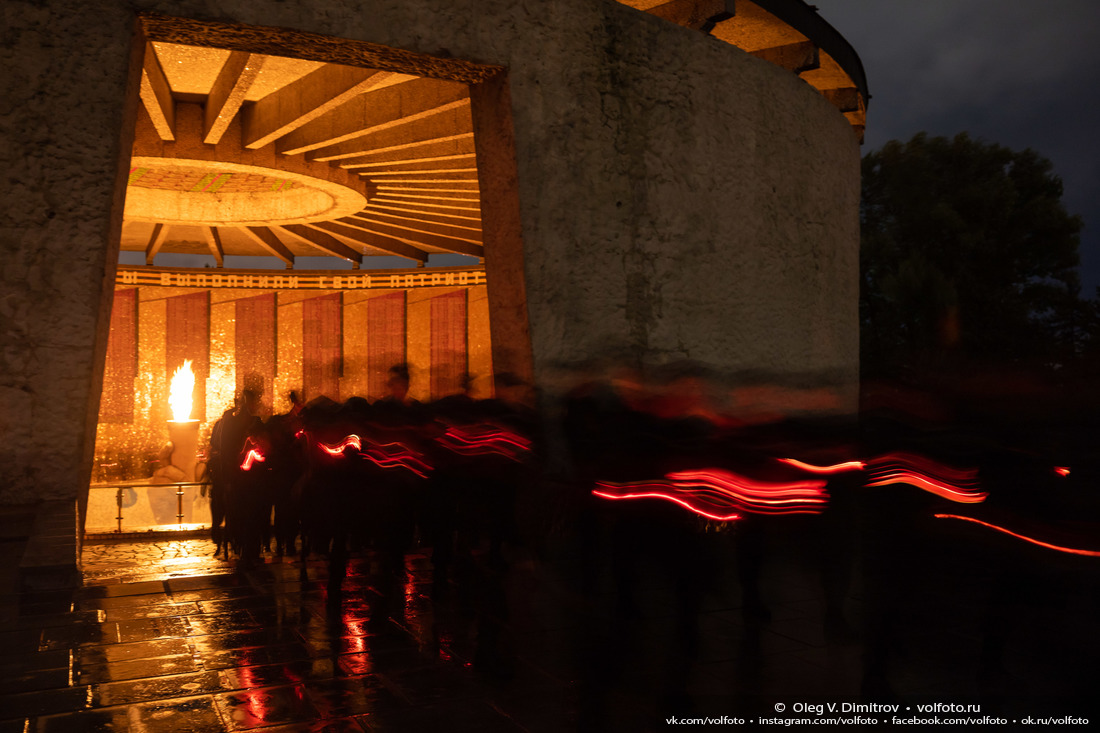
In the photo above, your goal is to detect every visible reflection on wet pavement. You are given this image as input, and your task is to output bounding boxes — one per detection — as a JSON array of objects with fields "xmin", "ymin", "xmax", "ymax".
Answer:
[{"xmin": 2, "ymin": 525, "xmax": 1098, "ymax": 731}]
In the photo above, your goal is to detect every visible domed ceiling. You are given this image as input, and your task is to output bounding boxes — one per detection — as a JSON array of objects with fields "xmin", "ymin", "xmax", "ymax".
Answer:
[{"xmin": 123, "ymin": 41, "xmax": 484, "ymax": 269}]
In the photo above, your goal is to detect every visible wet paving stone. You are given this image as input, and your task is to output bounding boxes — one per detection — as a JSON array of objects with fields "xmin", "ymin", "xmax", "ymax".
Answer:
[
  {"xmin": 198, "ymin": 596, "xmax": 285, "ymax": 614},
  {"xmin": 186, "ymin": 610, "xmax": 263, "ymax": 636},
  {"xmin": 8, "ymin": 610, "xmax": 103, "ymax": 631},
  {"xmin": 103, "ymin": 602, "xmax": 200, "ymax": 622},
  {"xmin": 170, "ymin": 587, "xmax": 266, "ymax": 604},
  {"xmin": 75, "ymin": 580, "xmax": 166, "ymax": 600},
  {"xmin": 38, "ymin": 622, "xmax": 119, "ymax": 650},
  {"xmin": 0, "ymin": 648, "xmax": 69, "ymax": 675},
  {"xmin": 253, "ymin": 718, "xmax": 367, "ymax": 733},
  {"xmin": 213, "ymin": 684, "xmax": 320, "ymax": 730},
  {"xmin": 165, "ymin": 574, "xmax": 243, "ymax": 593},
  {"xmin": 0, "ymin": 685, "xmax": 91, "ymax": 719},
  {"xmin": 76, "ymin": 594, "xmax": 173, "ymax": 612},
  {"xmin": 33, "ymin": 705, "xmax": 130, "ymax": 732},
  {"xmin": 116, "ymin": 615, "xmax": 190, "ymax": 642},
  {"xmin": 247, "ymin": 604, "xmax": 318, "ymax": 628},
  {"xmin": 77, "ymin": 637, "xmax": 191, "ymax": 666},
  {"xmin": 92, "ymin": 669, "xmax": 225, "ymax": 706},
  {"xmin": 0, "ymin": 666, "xmax": 71, "ymax": 695},
  {"xmin": 76, "ymin": 653, "xmax": 200, "ymax": 684},
  {"xmin": 302, "ymin": 676, "xmax": 405, "ymax": 718},
  {"xmin": 380, "ymin": 664, "xmax": 482, "ymax": 706},
  {"xmin": 218, "ymin": 659, "xmax": 338, "ymax": 691},
  {"xmin": 191, "ymin": 628, "xmax": 304, "ymax": 654},
  {"xmin": 200, "ymin": 642, "xmax": 314, "ymax": 672},
  {"xmin": 129, "ymin": 694, "xmax": 225, "ymax": 732}
]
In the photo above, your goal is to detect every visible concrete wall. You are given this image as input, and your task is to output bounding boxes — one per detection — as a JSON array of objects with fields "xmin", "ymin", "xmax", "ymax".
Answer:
[{"xmin": 0, "ymin": 0, "xmax": 859, "ymax": 505}]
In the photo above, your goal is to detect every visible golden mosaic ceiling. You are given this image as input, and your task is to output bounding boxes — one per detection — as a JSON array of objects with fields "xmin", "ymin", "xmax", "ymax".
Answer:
[{"xmin": 123, "ymin": 42, "xmax": 482, "ymax": 268}]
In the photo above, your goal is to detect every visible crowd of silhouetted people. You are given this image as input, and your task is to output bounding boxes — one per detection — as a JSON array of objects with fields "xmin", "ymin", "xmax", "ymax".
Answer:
[{"xmin": 203, "ymin": 365, "xmax": 537, "ymax": 582}]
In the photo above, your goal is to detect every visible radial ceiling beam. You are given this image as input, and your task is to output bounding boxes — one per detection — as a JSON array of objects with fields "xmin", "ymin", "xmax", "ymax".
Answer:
[
  {"xmin": 347, "ymin": 215, "xmax": 483, "ymax": 257},
  {"xmin": 204, "ymin": 51, "xmax": 265, "ymax": 145},
  {"xmin": 202, "ymin": 226, "xmax": 224, "ymax": 267},
  {"xmin": 309, "ymin": 220, "xmax": 428, "ymax": 263},
  {"xmin": 279, "ymin": 77, "xmax": 471, "ymax": 157},
  {"xmin": 362, "ymin": 167, "xmax": 478, "ymax": 177},
  {"xmin": 363, "ymin": 200, "xmax": 481, "ymax": 223},
  {"xmin": 344, "ymin": 153, "xmax": 477, "ymax": 170},
  {"xmin": 358, "ymin": 208, "xmax": 482, "ymax": 238},
  {"xmin": 749, "ymin": 41, "xmax": 819, "ymax": 73},
  {"xmin": 243, "ymin": 66, "xmax": 413, "ymax": 149},
  {"xmin": 144, "ymin": 223, "xmax": 170, "ymax": 265},
  {"xmin": 303, "ymin": 100, "xmax": 471, "ymax": 161},
  {"xmin": 239, "ymin": 226, "xmax": 295, "ymax": 268},
  {"xmin": 277, "ymin": 224, "xmax": 363, "ymax": 267},
  {"xmin": 370, "ymin": 195, "xmax": 481, "ymax": 213},
  {"xmin": 338, "ymin": 132, "xmax": 475, "ymax": 165},
  {"xmin": 140, "ymin": 44, "xmax": 175, "ymax": 141},
  {"xmin": 821, "ymin": 87, "xmax": 862, "ymax": 113},
  {"xmin": 645, "ymin": 0, "xmax": 732, "ymax": 30}
]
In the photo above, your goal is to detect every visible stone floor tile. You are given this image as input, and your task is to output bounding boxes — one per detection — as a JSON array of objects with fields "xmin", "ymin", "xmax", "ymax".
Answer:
[
  {"xmin": 301, "ymin": 676, "xmax": 406, "ymax": 718},
  {"xmin": 92, "ymin": 669, "xmax": 225, "ymax": 707},
  {"xmin": 213, "ymin": 684, "xmax": 321, "ymax": 730}
]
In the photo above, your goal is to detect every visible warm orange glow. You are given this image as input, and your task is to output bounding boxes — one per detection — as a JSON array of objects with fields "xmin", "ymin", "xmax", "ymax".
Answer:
[
  {"xmin": 934, "ymin": 513, "xmax": 1100, "ymax": 557},
  {"xmin": 1055, "ymin": 466, "xmax": 1071, "ymax": 477},
  {"xmin": 168, "ymin": 359, "xmax": 195, "ymax": 421}
]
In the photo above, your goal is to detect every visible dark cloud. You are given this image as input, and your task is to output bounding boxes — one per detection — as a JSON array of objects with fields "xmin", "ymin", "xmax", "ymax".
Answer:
[{"xmin": 820, "ymin": 0, "xmax": 1100, "ymax": 290}]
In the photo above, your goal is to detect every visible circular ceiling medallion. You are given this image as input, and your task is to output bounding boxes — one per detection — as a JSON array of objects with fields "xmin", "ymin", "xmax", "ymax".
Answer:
[{"xmin": 123, "ymin": 157, "xmax": 368, "ymax": 227}]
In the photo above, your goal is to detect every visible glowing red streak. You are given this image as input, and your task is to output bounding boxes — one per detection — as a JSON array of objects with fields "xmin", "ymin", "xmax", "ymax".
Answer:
[
  {"xmin": 865, "ymin": 470, "xmax": 987, "ymax": 503},
  {"xmin": 438, "ymin": 425, "xmax": 532, "ymax": 461},
  {"xmin": 934, "ymin": 514, "xmax": 1100, "ymax": 557},
  {"xmin": 667, "ymin": 469, "xmax": 829, "ymax": 509},
  {"xmin": 864, "ymin": 452, "xmax": 986, "ymax": 503},
  {"xmin": 595, "ymin": 468, "xmax": 828, "ymax": 519},
  {"xmin": 870, "ymin": 452, "xmax": 978, "ymax": 482},
  {"xmin": 319, "ymin": 434, "xmax": 362, "ymax": 456},
  {"xmin": 1054, "ymin": 466, "xmax": 1071, "ymax": 477},
  {"xmin": 592, "ymin": 489, "xmax": 743, "ymax": 522},
  {"xmin": 778, "ymin": 458, "xmax": 865, "ymax": 474},
  {"xmin": 240, "ymin": 448, "xmax": 265, "ymax": 471}
]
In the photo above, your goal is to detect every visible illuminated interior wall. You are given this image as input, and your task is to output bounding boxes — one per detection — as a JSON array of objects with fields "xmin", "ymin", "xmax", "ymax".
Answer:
[{"xmin": 92, "ymin": 280, "xmax": 491, "ymax": 484}]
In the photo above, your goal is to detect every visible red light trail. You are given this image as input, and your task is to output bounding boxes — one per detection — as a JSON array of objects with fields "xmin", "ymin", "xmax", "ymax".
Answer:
[
  {"xmin": 934, "ymin": 514, "xmax": 1100, "ymax": 557},
  {"xmin": 864, "ymin": 452, "xmax": 986, "ymax": 503},
  {"xmin": 240, "ymin": 447, "xmax": 265, "ymax": 471},
  {"xmin": 594, "ymin": 468, "xmax": 828, "ymax": 520},
  {"xmin": 777, "ymin": 458, "xmax": 865, "ymax": 474}
]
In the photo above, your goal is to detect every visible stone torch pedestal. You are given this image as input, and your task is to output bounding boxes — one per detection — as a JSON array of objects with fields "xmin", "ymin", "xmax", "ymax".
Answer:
[{"xmin": 167, "ymin": 419, "xmax": 200, "ymax": 482}]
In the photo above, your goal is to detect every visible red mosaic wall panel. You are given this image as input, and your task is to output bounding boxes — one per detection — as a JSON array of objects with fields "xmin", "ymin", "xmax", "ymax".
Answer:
[
  {"xmin": 235, "ymin": 293, "xmax": 276, "ymax": 408},
  {"xmin": 304, "ymin": 293, "xmax": 342, "ymax": 402},
  {"xmin": 367, "ymin": 292, "xmax": 406, "ymax": 400},
  {"xmin": 430, "ymin": 290, "xmax": 467, "ymax": 399}
]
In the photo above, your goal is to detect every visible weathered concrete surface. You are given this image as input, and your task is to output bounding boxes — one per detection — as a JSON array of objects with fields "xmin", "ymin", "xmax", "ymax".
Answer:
[{"xmin": 1, "ymin": 0, "xmax": 859, "ymax": 505}]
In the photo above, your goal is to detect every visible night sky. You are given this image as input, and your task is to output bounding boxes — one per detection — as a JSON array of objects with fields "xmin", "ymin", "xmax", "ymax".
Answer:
[{"xmin": 820, "ymin": 0, "xmax": 1100, "ymax": 293}]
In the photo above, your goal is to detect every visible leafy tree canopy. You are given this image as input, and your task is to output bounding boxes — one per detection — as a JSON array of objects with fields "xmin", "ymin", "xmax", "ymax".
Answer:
[{"xmin": 861, "ymin": 132, "xmax": 1084, "ymax": 377}]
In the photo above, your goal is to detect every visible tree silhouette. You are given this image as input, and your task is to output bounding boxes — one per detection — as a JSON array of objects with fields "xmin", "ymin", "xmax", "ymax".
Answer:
[{"xmin": 861, "ymin": 132, "xmax": 1084, "ymax": 379}]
